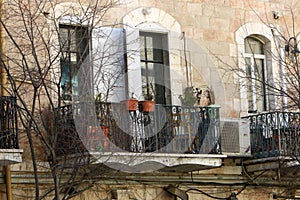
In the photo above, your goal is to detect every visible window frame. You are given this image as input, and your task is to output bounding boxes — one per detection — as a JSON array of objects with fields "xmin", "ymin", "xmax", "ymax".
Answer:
[
  {"xmin": 139, "ymin": 31, "xmax": 171, "ymax": 105},
  {"xmin": 244, "ymin": 36, "xmax": 268, "ymax": 113},
  {"xmin": 59, "ymin": 24, "xmax": 90, "ymax": 100}
]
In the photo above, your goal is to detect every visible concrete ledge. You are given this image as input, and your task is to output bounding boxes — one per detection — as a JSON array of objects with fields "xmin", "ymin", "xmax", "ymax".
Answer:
[
  {"xmin": 90, "ymin": 152, "xmax": 226, "ymax": 172},
  {"xmin": 243, "ymin": 156, "xmax": 300, "ymax": 172},
  {"xmin": 0, "ymin": 149, "xmax": 23, "ymax": 166}
]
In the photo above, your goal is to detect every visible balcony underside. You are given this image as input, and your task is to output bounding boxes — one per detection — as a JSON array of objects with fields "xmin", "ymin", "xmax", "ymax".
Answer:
[
  {"xmin": 243, "ymin": 156, "xmax": 300, "ymax": 173},
  {"xmin": 90, "ymin": 152, "xmax": 226, "ymax": 173},
  {"xmin": 0, "ymin": 149, "xmax": 23, "ymax": 166}
]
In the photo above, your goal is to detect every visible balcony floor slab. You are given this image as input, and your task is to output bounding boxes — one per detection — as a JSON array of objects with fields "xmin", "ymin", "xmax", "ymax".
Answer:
[
  {"xmin": 0, "ymin": 149, "xmax": 23, "ymax": 166},
  {"xmin": 90, "ymin": 152, "xmax": 226, "ymax": 173}
]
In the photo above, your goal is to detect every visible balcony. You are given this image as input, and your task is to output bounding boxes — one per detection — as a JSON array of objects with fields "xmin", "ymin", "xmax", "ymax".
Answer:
[
  {"xmin": 0, "ymin": 96, "xmax": 22, "ymax": 166},
  {"xmin": 243, "ymin": 111, "xmax": 300, "ymax": 172},
  {"xmin": 56, "ymin": 102, "xmax": 225, "ymax": 172}
]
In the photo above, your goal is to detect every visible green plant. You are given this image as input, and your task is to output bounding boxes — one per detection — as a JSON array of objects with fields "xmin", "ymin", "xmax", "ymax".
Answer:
[
  {"xmin": 95, "ymin": 93, "xmax": 103, "ymax": 116},
  {"xmin": 143, "ymin": 83, "xmax": 154, "ymax": 100},
  {"xmin": 94, "ymin": 93, "xmax": 109, "ymax": 126},
  {"xmin": 179, "ymin": 86, "xmax": 202, "ymax": 106}
]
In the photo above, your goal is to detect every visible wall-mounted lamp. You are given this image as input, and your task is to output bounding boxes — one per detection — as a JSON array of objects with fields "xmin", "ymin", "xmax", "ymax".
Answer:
[
  {"xmin": 272, "ymin": 11, "xmax": 280, "ymax": 20},
  {"xmin": 285, "ymin": 37, "xmax": 300, "ymax": 55},
  {"xmin": 142, "ymin": 8, "xmax": 151, "ymax": 15},
  {"xmin": 42, "ymin": 11, "xmax": 50, "ymax": 16}
]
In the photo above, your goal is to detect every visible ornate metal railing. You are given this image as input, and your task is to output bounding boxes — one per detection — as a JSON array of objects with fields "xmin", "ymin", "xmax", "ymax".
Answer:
[
  {"xmin": 243, "ymin": 111, "xmax": 300, "ymax": 158},
  {"xmin": 0, "ymin": 96, "xmax": 18, "ymax": 149},
  {"xmin": 55, "ymin": 104, "xmax": 85, "ymax": 155},
  {"xmin": 57, "ymin": 102, "xmax": 221, "ymax": 154}
]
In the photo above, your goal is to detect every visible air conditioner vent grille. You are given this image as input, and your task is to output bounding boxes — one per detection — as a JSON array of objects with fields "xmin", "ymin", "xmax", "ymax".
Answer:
[{"xmin": 221, "ymin": 120, "xmax": 240, "ymax": 153}]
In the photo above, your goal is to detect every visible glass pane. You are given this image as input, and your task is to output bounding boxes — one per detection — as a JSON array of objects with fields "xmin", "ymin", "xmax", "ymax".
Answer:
[
  {"xmin": 60, "ymin": 61, "xmax": 71, "ymax": 99},
  {"xmin": 70, "ymin": 53, "xmax": 77, "ymax": 63},
  {"xmin": 146, "ymin": 36, "xmax": 153, "ymax": 60},
  {"xmin": 140, "ymin": 36, "xmax": 145, "ymax": 60},
  {"xmin": 152, "ymin": 34, "xmax": 163, "ymax": 62},
  {"xmin": 61, "ymin": 61, "xmax": 70, "ymax": 86},
  {"xmin": 70, "ymin": 29, "xmax": 77, "ymax": 52},
  {"xmin": 141, "ymin": 63, "xmax": 155, "ymax": 100},
  {"xmin": 254, "ymin": 58, "xmax": 264, "ymax": 79},
  {"xmin": 141, "ymin": 63, "xmax": 154, "ymax": 80},
  {"xmin": 246, "ymin": 58, "xmax": 254, "ymax": 111},
  {"xmin": 153, "ymin": 48, "xmax": 163, "ymax": 62},
  {"xmin": 256, "ymin": 96, "xmax": 264, "ymax": 111},
  {"xmin": 61, "ymin": 51, "xmax": 68, "ymax": 61},
  {"xmin": 245, "ymin": 37, "xmax": 264, "ymax": 54},
  {"xmin": 148, "ymin": 78, "xmax": 155, "ymax": 98},
  {"xmin": 71, "ymin": 65, "xmax": 78, "ymax": 97},
  {"xmin": 147, "ymin": 63, "xmax": 154, "ymax": 77},
  {"xmin": 247, "ymin": 92, "xmax": 255, "ymax": 111},
  {"xmin": 254, "ymin": 59, "xmax": 265, "ymax": 111},
  {"xmin": 141, "ymin": 62, "xmax": 147, "ymax": 77},
  {"xmin": 76, "ymin": 28, "xmax": 88, "ymax": 55},
  {"xmin": 59, "ymin": 28, "xmax": 68, "ymax": 51},
  {"xmin": 247, "ymin": 95, "xmax": 254, "ymax": 111},
  {"xmin": 141, "ymin": 62, "xmax": 149, "ymax": 99},
  {"xmin": 140, "ymin": 33, "xmax": 164, "ymax": 62},
  {"xmin": 245, "ymin": 58, "xmax": 251, "ymax": 77},
  {"xmin": 154, "ymin": 64, "xmax": 165, "ymax": 104},
  {"xmin": 141, "ymin": 62, "xmax": 146, "ymax": 84}
]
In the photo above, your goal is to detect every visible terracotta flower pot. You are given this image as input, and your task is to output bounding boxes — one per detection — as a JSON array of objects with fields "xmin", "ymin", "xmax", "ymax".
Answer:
[
  {"xmin": 123, "ymin": 99, "xmax": 138, "ymax": 111},
  {"xmin": 87, "ymin": 126, "xmax": 109, "ymax": 151},
  {"xmin": 140, "ymin": 100, "xmax": 155, "ymax": 112},
  {"xmin": 100, "ymin": 126, "xmax": 109, "ymax": 138}
]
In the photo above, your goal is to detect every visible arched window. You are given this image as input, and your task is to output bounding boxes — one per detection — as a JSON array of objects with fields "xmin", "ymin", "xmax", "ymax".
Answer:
[
  {"xmin": 123, "ymin": 7, "xmax": 180, "ymax": 105},
  {"xmin": 245, "ymin": 36, "xmax": 267, "ymax": 112}
]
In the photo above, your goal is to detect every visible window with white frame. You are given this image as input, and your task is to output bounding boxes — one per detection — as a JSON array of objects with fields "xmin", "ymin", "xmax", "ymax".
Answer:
[
  {"xmin": 59, "ymin": 23, "xmax": 126, "ymax": 102},
  {"xmin": 245, "ymin": 36, "xmax": 268, "ymax": 112},
  {"xmin": 59, "ymin": 24, "xmax": 89, "ymax": 100},
  {"xmin": 139, "ymin": 31, "xmax": 171, "ymax": 105}
]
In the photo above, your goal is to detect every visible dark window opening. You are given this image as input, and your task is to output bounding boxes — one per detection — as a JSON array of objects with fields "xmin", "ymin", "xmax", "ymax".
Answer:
[
  {"xmin": 59, "ymin": 24, "xmax": 89, "ymax": 100},
  {"xmin": 140, "ymin": 31, "xmax": 171, "ymax": 105}
]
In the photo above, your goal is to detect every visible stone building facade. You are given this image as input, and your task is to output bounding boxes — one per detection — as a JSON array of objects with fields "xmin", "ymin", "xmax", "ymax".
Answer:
[{"xmin": 0, "ymin": 0, "xmax": 300, "ymax": 199}]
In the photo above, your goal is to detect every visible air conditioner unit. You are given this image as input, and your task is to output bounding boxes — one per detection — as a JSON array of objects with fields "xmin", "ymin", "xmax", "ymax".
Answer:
[{"xmin": 220, "ymin": 118, "xmax": 251, "ymax": 156}]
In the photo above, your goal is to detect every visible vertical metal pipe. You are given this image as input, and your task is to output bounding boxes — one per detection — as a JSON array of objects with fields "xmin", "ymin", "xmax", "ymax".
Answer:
[
  {"xmin": 0, "ymin": 0, "xmax": 13, "ymax": 199},
  {"xmin": 0, "ymin": 0, "xmax": 5, "ymax": 97},
  {"xmin": 280, "ymin": 48, "xmax": 288, "ymax": 110},
  {"xmin": 4, "ymin": 166, "xmax": 12, "ymax": 200}
]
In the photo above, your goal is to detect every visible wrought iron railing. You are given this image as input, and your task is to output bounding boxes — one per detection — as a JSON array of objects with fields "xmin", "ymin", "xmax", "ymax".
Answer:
[
  {"xmin": 55, "ymin": 104, "xmax": 85, "ymax": 155},
  {"xmin": 57, "ymin": 102, "xmax": 221, "ymax": 154},
  {"xmin": 0, "ymin": 96, "xmax": 18, "ymax": 149},
  {"xmin": 243, "ymin": 111, "xmax": 300, "ymax": 158}
]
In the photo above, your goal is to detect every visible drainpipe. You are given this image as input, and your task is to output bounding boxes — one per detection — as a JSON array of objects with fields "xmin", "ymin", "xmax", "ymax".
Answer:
[
  {"xmin": 4, "ymin": 166, "xmax": 12, "ymax": 200},
  {"xmin": 0, "ymin": 0, "xmax": 13, "ymax": 200},
  {"xmin": 280, "ymin": 47, "xmax": 288, "ymax": 110},
  {"xmin": 0, "ymin": 0, "xmax": 5, "ymax": 96}
]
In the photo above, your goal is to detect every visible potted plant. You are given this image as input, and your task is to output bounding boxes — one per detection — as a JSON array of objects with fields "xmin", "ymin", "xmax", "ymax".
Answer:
[
  {"xmin": 122, "ymin": 93, "xmax": 138, "ymax": 111},
  {"xmin": 179, "ymin": 86, "xmax": 202, "ymax": 106},
  {"xmin": 140, "ymin": 84, "xmax": 155, "ymax": 112}
]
